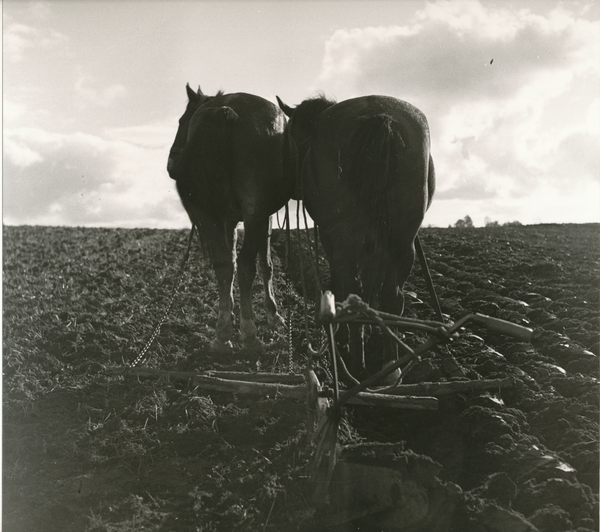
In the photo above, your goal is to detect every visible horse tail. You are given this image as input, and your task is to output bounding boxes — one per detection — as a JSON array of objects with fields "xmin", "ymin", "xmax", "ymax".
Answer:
[
  {"xmin": 177, "ymin": 106, "xmax": 239, "ymax": 258},
  {"xmin": 346, "ymin": 113, "xmax": 406, "ymax": 306}
]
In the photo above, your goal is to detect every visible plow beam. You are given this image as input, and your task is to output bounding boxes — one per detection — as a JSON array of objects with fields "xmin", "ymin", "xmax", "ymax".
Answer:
[{"xmin": 113, "ymin": 367, "xmax": 438, "ymax": 410}]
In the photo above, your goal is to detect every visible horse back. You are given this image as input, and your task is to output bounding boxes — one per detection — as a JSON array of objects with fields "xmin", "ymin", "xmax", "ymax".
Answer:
[
  {"xmin": 303, "ymin": 95, "xmax": 434, "ymax": 305},
  {"xmin": 306, "ymin": 95, "xmax": 431, "ymax": 231},
  {"xmin": 211, "ymin": 93, "xmax": 291, "ymax": 216},
  {"xmin": 318, "ymin": 95, "xmax": 430, "ymax": 173},
  {"xmin": 182, "ymin": 93, "xmax": 292, "ymax": 220}
]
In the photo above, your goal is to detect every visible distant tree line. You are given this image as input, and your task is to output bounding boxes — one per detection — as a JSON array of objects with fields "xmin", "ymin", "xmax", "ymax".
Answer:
[
  {"xmin": 453, "ymin": 215, "xmax": 473, "ymax": 228},
  {"xmin": 451, "ymin": 215, "xmax": 522, "ymax": 228}
]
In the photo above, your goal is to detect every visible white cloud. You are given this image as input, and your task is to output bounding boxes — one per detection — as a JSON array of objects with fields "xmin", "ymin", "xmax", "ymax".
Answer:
[
  {"xmin": 3, "ymin": 136, "xmax": 43, "ymax": 168},
  {"xmin": 586, "ymin": 98, "xmax": 600, "ymax": 134},
  {"xmin": 427, "ymin": 178, "xmax": 600, "ymax": 227},
  {"xmin": 318, "ymin": 3, "xmax": 598, "ymax": 104},
  {"xmin": 3, "ymin": 126, "xmax": 188, "ymax": 228},
  {"xmin": 3, "ymin": 98, "xmax": 28, "ymax": 125},
  {"xmin": 27, "ymin": 2, "xmax": 53, "ymax": 20},
  {"xmin": 415, "ymin": 0, "xmax": 526, "ymax": 39},
  {"xmin": 3, "ymin": 22, "xmax": 38, "ymax": 63},
  {"xmin": 318, "ymin": 25, "xmax": 419, "ymax": 90},
  {"xmin": 74, "ymin": 73, "xmax": 127, "ymax": 108},
  {"xmin": 313, "ymin": 0, "xmax": 600, "ymax": 225},
  {"xmin": 3, "ymin": 16, "xmax": 68, "ymax": 63},
  {"xmin": 105, "ymin": 122, "xmax": 176, "ymax": 149}
]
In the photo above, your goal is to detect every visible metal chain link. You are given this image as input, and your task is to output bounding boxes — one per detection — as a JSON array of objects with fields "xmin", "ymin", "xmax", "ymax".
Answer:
[
  {"xmin": 130, "ymin": 225, "xmax": 196, "ymax": 368},
  {"xmin": 286, "ymin": 279, "xmax": 294, "ymax": 374}
]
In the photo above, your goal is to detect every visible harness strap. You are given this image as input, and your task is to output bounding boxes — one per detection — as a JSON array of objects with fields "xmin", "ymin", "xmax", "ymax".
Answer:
[{"xmin": 300, "ymin": 202, "xmax": 322, "ymax": 297}]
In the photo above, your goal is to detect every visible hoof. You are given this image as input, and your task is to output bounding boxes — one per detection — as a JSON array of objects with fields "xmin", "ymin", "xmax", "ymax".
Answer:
[
  {"xmin": 376, "ymin": 363, "xmax": 402, "ymax": 386},
  {"xmin": 210, "ymin": 339, "xmax": 233, "ymax": 355},
  {"xmin": 240, "ymin": 337, "xmax": 265, "ymax": 357},
  {"xmin": 267, "ymin": 312, "xmax": 286, "ymax": 330}
]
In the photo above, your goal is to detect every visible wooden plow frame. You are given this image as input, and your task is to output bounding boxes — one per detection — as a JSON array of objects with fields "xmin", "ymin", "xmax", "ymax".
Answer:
[
  {"xmin": 114, "ymin": 290, "xmax": 533, "ymax": 528},
  {"xmin": 304, "ymin": 291, "xmax": 533, "ymax": 523}
]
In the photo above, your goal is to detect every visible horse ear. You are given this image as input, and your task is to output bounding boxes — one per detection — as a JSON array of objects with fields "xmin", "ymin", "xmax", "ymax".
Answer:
[
  {"xmin": 276, "ymin": 96, "xmax": 294, "ymax": 117},
  {"xmin": 186, "ymin": 83, "xmax": 199, "ymax": 103},
  {"xmin": 197, "ymin": 85, "xmax": 204, "ymax": 96}
]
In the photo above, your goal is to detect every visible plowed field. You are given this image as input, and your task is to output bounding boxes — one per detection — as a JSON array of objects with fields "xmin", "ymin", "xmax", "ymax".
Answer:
[{"xmin": 3, "ymin": 223, "xmax": 598, "ymax": 531}]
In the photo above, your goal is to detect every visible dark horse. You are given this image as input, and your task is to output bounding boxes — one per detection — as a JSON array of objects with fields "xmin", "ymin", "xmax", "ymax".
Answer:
[
  {"xmin": 168, "ymin": 84, "xmax": 295, "ymax": 354},
  {"xmin": 277, "ymin": 94, "xmax": 436, "ymax": 379}
]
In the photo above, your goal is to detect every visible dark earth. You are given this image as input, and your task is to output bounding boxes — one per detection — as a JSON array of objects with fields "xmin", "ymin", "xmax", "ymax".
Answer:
[{"xmin": 3, "ymin": 223, "xmax": 598, "ymax": 531}]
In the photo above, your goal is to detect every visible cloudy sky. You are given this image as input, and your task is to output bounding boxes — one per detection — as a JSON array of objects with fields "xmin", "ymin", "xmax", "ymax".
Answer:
[{"xmin": 3, "ymin": 0, "xmax": 599, "ymax": 228}]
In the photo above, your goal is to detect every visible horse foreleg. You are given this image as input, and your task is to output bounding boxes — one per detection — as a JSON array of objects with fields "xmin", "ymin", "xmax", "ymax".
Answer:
[
  {"xmin": 236, "ymin": 219, "xmax": 266, "ymax": 354},
  {"xmin": 258, "ymin": 216, "xmax": 284, "ymax": 330}
]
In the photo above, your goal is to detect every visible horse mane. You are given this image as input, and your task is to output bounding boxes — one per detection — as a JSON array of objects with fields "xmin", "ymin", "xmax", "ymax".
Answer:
[
  {"xmin": 291, "ymin": 94, "xmax": 336, "ymax": 136},
  {"xmin": 196, "ymin": 89, "xmax": 225, "ymax": 107}
]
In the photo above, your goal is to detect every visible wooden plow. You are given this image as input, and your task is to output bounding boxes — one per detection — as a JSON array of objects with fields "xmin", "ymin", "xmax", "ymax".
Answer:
[
  {"xmin": 115, "ymin": 291, "xmax": 533, "ymax": 529},
  {"xmin": 299, "ymin": 291, "xmax": 533, "ymax": 528}
]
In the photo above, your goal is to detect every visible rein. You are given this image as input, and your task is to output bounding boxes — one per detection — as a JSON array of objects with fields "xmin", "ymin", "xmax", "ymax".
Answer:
[
  {"xmin": 294, "ymin": 200, "xmax": 315, "ymax": 353},
  {"xmin": 129, "ymin": 224, "xmax": 197, "ymax": 368},
  {"xmin": 415, "ymin": 234, "xmax": 444, "ymax": 323}
]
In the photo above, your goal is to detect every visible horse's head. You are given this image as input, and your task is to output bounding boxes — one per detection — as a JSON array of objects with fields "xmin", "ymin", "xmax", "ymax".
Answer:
[
  {"xmin": 167, "ymin": 84, "xmax": 223, "ymax": 178},
  {"xmin": 276, "ymin": 95, "xmax": 336, "ymax": 164}
]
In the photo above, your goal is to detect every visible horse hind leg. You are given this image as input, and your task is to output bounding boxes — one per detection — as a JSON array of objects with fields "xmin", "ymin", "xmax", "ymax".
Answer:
[
  {"xmin": 236, "ymin": 218, "xmax": 268, "ymax": 355},
  {"xmin": 208, "ymin": 219, "xmax": 238, "ymax": 354},
  {"xmin": 378, "ymin": 276, "xmax": 402, "ymax": 385},
  {"xmin": 377, "ymin": 243, "xmax": 416, "ymax": 382},
  {"xmin": 328, "ymin": 253, "xmax": 366, "ymax": 380},
  {"xmin": 258, "ymin": 216, "xmax": 285, "ymax": 330}
]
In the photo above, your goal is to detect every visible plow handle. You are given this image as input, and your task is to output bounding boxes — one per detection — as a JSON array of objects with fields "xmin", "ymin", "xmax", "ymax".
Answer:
[
  {"xmin": 474, "ymin": 313, "xmax": 533, "ymax": 342},
  {"xmin": 320, "ymin": 291, "xmax": 336, "ymax": 322}
]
